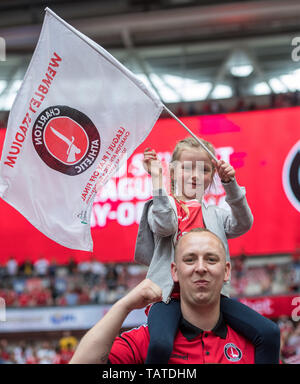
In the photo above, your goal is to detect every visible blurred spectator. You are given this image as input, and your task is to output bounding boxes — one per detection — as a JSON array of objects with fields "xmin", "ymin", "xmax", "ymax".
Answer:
[
  {"xmin": 26, "ymin": 348, "xmax": 39, "ymax": 364},
  {"xmin": 211, "ymin": 101, "xmax": 224, "ymax": 114},
  {"xmin": 48, "ymin": 258, "xmax": 58, "ymax": 279},
  {"xmin": 0, "ymin": 264, "xmax": 5, "ymax": 280},
  {"xmin": 175, "ymin": 103, "xmax": 184, "ymax": 117},
  {"xmin": 13, "ymin": 278, "xmax": 26, "ymax": 295},
  {"xmin": 13, "ymin": 341, "xmax": 26, "ymax": 364},
  {"xmin": 0, "ymin": 339, "xmax": 11, "ymax": 363},
  {"xmin": 65, "ymin": 288, "xmax": 78, "ymax": 306},
  {"xmin": 60, "ymin": 343, "xmax": 75, "ymax": 364},
  {"xmin": 34, "ymin": 257, "xmax": 49, "ymax": 277},
  {"xmin": 234, "ymin": 98, "xmax": 246, "ymax": 112},
  {"xmin": 53, "ymin": 276, "xmax": 67, "ymax": 301},
  {"xmin": 127, "ymin": 264, "xmax": 147, "ymax": 289},
  {"xmin": 4, "ymin": 289, "xmax": 18, "ymax": 307},
  {"xmin": 90, "ymin": 256, "xmax": 106, "ymax": 285},
  {"xmin": 289, "ymin": 261, "xmax": 300, "ymax": 293},
  {"xmin": 67, "ymin": 257, "xmax": 77, "ymax": 275},
  {"xmin": 33, "ymin": 287, "xmax": 52, "ymax": 306},
  {"xmin": 90, "ymin": 281, "xmax": 108, "ymax": 304},
  {"xmin": 78, "ymin": 286, "xmax": 90, "ymax": 305},
  {"xmin": 56, "ymin": 295, "xmax": 67, "ymax": 307},
  {"xmin": 286, "ymin": 323, "xmax": 300, "ymax": 356},
  {"xmin": 187, "ymin": 103, "xmax": 197, "ymax": 116},
  {"xmin": 59, "ymin": 331, "xmax": 78, "ymax": 351},
  {"xmin": 52, "ymin": 346, "xmax": 63, "ymax": 364},
  {"xmin": 78, "ymin": 259, "xmax": 91, "ymax": 280},
  {"xmin": 202, "ymin": 101, "xmax": 212, "ymax": 114},
  {"xmin": 234, "ymin": 252, "xmax": 247, "ymax": 279},
  {"xmin": 18, "ymin": 288, "xmax": 35, "ymax": 307},
  {"xmin": 105, "ymin": 264, "xmax": 118, "ymax": 290},
  {"xmin": 19, "ymin": 258, "xmax": 34, "ymax": 278},
  {"xmin": 116, "ymin": 264, "xmax": 129, "ymax": 289},
  {"xmin": 6, "ymin": 256, "xmax": 18, "ymax": 277},
  {"xmin": 36, "ymin": 342, "xmax": 55, "ymax": 364}
]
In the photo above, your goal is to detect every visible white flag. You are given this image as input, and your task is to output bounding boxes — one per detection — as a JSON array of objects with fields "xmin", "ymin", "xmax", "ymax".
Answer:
[{"xmin": 0, "ymin": 8, "xmax": 163, "ymax": 251}]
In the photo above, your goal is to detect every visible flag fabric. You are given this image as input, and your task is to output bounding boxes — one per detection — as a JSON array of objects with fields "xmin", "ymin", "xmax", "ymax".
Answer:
[{"xmin": 0, "ymin": 8, "xmax": 163, "ymax": 251}]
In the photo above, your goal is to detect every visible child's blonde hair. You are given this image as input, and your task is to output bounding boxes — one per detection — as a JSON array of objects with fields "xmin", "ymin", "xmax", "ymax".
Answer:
[{"xmin": 170, "ymin": 136, "xmax": 216, "ymax": 216}]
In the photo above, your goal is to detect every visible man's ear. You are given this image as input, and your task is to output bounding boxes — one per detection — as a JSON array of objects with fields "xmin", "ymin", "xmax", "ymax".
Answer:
[
  {"xmin": 171, "ymin": 261, "xmax": 179, "ymax": 283},
  {"xmin": 224, "ymin": 261, "xmax": 231, "ymax": 283}
]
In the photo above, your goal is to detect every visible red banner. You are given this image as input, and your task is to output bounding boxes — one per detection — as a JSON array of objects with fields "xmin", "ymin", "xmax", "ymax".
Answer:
[
  {"xmin": 0, "ymin": 106, "xmax": 299, "ymax": 263},
  {"xmin": 239, "ymin": 294, "xmax": 300, "ymax": 319}
]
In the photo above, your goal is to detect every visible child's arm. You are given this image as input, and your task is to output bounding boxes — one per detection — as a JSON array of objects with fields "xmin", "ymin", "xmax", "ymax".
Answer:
[
  {"xmin": 212, "ymin": 159, "xmax": 253, "ymax": 238},
  {"xmin": 144, "ymin": 148, "xmax": 177, "ymax": 237},
  {"xmin": 143, "ymin": 147, "xmax": 164, "ymax": 190}
]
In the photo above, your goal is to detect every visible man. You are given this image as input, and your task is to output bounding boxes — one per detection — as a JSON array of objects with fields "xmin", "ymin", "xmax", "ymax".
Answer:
[{"xmin": 70, "ymin": 228, "xmax": 255, "ymax": 364}]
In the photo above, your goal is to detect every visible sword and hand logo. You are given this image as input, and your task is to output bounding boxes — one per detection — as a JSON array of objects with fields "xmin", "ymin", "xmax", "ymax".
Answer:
[
  {"xmin": 32, "ymin": 106, "xmax": 100, "ymax": 176},
  {"xmin": 50, "ymin": 126, "xmax": 82, "ymax": 163}
]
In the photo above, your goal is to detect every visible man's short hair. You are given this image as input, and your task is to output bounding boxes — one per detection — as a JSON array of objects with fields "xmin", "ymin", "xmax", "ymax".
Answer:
[{"xmin": 174, "ymin": 228, "xmax": 226, "ymax": 261}]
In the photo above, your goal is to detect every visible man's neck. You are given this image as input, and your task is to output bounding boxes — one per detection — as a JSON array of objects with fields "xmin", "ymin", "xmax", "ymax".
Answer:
[{"xmin": 180, "ymin": 300, "xmax": 221, "ymax": 331}]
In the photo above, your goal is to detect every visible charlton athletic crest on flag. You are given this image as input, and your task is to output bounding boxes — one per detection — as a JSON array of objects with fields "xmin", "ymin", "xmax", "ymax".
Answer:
[
  {"xmin": 224, "ymin": 343, "xmax": 242, "ymax": 362},
  {"xmin": 32, "ymin": 105, "xmax": 101, "ymax": 175}
]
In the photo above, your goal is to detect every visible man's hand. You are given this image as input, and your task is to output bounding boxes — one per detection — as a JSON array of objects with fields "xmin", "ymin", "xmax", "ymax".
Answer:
[
  {"xmin": 143, "ymin": 148, "xmax": 163, "ymax": 178},
  {"xmin": 119, "ymin": 279, "xmax": 162, "ymax": 313},
  {"xmin": 212, "ymin": 159, "xmax": 235, "ymax": 183},
  {"xmin": 69, "ymin": 279, "xmax": 162, "ymax": 364}
]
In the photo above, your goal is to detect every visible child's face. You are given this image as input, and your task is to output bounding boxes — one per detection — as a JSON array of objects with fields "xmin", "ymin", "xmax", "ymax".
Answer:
[{"xmin": 174, "ymin": 148, "xmax": 214, "ymax": 200}]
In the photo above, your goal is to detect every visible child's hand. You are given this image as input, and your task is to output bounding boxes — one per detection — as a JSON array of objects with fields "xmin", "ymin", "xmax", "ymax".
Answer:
[
  {"xmin": 212, "ymin": 159, "xmax": 235, "ymax": 183},
  {"xmin": 143, "ymin": 148, "xmax": 163, "ymax": 177}
]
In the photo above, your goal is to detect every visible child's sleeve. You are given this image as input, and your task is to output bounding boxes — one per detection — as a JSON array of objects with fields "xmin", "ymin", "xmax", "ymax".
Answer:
[
  {"xmin": 147, "ymin": 189, "xmax": 178, "ymax": 237},
  {"xmin": 220, "ymin": 178, "xmax": 254, "ymax": 238}
]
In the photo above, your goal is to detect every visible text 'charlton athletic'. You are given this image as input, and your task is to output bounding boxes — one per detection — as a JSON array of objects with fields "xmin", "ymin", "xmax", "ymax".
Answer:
[{"xmin": 32, "ymin": 105, "xmax": 101, "ymax": 175}]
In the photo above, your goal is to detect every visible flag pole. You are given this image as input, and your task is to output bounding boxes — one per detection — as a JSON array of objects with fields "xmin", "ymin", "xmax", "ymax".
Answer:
[{"xmin": 163, "ymin": 105, "xmax": 218, "ymax": 162}]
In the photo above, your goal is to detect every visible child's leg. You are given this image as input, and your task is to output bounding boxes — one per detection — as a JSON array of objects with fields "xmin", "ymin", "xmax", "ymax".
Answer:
[
  {"xmin": 220, "ymin": 296, "xmax": 280, "ymax": 364},
  {"xmin": 145, "ymin": 299, "xmax": 181, "ymax": 364}
]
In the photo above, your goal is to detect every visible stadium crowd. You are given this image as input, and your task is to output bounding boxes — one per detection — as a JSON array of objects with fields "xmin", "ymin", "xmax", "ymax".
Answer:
[
  {"xmin": 159, "ymin": 91, "xmax": 300, "ymax": 118},
  {"xmin": 0, "ymin": 256, "xmax": 147, "ymax": 307},
  {"xmin": 1, "ymin": 91, "xmax": 300, "ymax": 129},
  {"xmin": 0, "ymin": 253, "xmax": 299, "ymax": 364},
  {"xmin": 0, "ymin": 332, "xmax": 77, "ymax": 364},
  {"xmin": 0, "ymin": 307, "xmax": 299, "ymax": 364},
  {"xmin": 0, "ymin": 254, "xmax": 299, "ymax": 308},
  {"xmin": 3, "ymin": 317, "xmax": 300, "ymax": 365}
]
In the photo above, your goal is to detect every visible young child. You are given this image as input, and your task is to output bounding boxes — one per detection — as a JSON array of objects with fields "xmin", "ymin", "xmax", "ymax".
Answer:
[{"xmin": 135, "ymin": 136, "xmax": 280, "ymax": 364}]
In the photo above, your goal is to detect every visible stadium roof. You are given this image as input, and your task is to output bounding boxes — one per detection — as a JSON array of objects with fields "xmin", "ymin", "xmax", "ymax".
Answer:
[{"xmin": 1, "ymin": 0, "xmax": 300, "ymax": 110}]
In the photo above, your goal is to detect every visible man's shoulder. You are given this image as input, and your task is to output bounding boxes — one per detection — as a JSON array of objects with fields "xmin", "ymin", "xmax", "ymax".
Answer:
[
  {"xmin": 120, "ymin": 324, "xmax": 149, "ymax": 339},
  {"xmin": 118, "ymin": 323, "xmax": 150, "ymax": 348},
  {"xmin": 109, "ymin": 324, "xmax": 149, "ymax": 364}
]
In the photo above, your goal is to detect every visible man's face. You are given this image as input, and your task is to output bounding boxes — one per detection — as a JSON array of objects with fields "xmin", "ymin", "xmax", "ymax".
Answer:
[{"xmin": 171, "ymin": 232, "xmax": 230, "ymax": 308}]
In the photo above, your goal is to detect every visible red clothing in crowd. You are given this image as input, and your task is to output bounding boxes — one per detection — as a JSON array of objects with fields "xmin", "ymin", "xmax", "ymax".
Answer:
[
  {"xmin": 26, "ymin": 356, "xmax": 40, "ymax": 364},
  {"xmin": 60, "ymin": 349, "xmax": 74, "ymax": 364},
  {"xmin": 18, "ymin": 292, "xmax": 33, "ymax": 307},
  {"xmin": 33, "ymin": 289, "xmax": 51, "ymax": 306}
]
